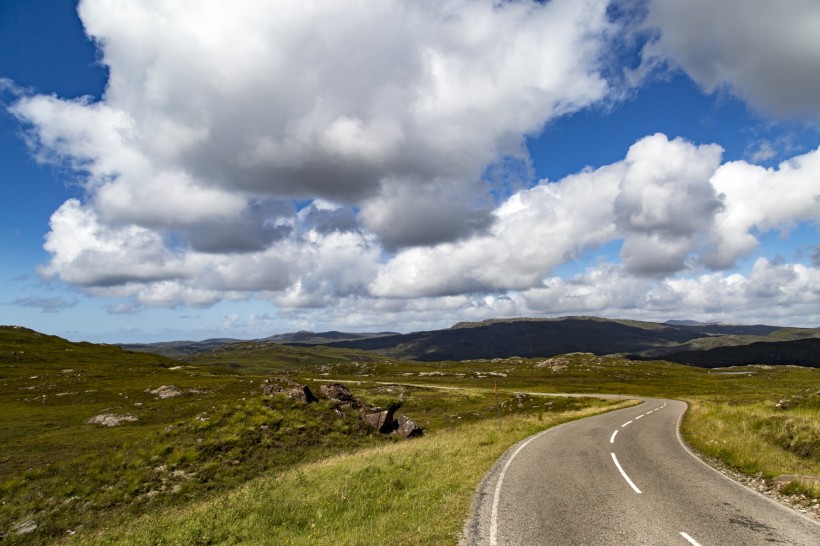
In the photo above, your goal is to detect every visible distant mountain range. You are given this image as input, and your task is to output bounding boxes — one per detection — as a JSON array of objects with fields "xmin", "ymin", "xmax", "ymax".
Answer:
[
  {"xmin": 627, "ymin": 337, "xmax": 820, "ymax": 368},
  {"xmin": 120, "ymin": 316, "xmax": 820, "ymax": 368},
  {"xmin": 264, "ymin": 330, "xmax": 398, "ymax": 345},
  {"xmin": 121, "ymin": 330, "xmax": 396, "ymax": 358}
]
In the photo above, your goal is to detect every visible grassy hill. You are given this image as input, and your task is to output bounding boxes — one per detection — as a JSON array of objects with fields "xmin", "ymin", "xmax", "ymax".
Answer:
[
  {"xmin": 0, "ymin": 326, "xmax": 401, "ymax": 543},
  {"xmin": 121, "ymin": 331, "xmax": 398, "ymax": 359},
  {"xmin": 631, "ymin": 337, "xmax": 820, "ymax": 368},
  {"xmin": 179, "ymin": 340, "xmax": 387, "ymax": 375},
  {"xmin": 122, "ymin": 316, "xmax": 820, "ymax": 368}
]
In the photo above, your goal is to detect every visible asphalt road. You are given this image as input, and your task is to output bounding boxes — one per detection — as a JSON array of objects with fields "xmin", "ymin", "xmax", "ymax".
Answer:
[{"xmin": 462, "ymin": 398, "xmax": 820, "ymax": 545}]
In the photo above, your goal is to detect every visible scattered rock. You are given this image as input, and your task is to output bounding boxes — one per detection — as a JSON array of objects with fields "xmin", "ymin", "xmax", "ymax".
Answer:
[
  {"xmin": 86, "ymin": 413, "xmax": 139, "ymax": 427},
  {"xmin": 775, "ymin": 399, "xmax": 792, "ymax": 410},
  {"xmin": 370, "ymin": 384, "xmax": 408, "ymax": 396},
  {"xmin": 11, "ymin": 520, "xmax": 38, "ymax": 535},
  {"xmin": 700, "ymin": 455, "xmax": 820, "ymax": 520},
  {"xmin": 146, "ymin": 385, "xmax": 182, "ymax": 399}
]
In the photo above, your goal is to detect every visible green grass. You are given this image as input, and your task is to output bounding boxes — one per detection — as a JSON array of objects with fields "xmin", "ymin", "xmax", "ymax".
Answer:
[
  {"xmin": 181, "ymin": 341, "xmax": 381, "ymax": 375},
  {"xmin": 77, "ymin": 400, "xmax": 634, "ymax": 545},
  {"xmin": 681, "ymin": 389, "xmax": 820, "ymax": 501}
]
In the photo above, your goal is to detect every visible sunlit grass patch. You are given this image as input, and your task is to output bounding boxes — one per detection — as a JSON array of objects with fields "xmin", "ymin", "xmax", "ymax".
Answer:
[
  {"xmin": 682, "ymin": 393, "xmax": 820, "ymax": 502},
  {"xmin": 79, "ymin": 400, "xmax": 635, "ymax": 545}
]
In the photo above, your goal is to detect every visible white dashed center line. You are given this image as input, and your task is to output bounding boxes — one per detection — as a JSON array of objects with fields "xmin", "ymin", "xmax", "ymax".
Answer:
[
  {"xmin": 611, "ymin": 452, "xmax": 642, "ymax": 494},
  {"xmin": 621, "ymin": 420, "xmax": 633, "ymax": 428},
  {"xmin": 680, "ymin": 531, "xmax": 702, "ymax": 545},
  {"xmin": 610, "ymin": 430, "xmax": 618, "ymax": 444}
]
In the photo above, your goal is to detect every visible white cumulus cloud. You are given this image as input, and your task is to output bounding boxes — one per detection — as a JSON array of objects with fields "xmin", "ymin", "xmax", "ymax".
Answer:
[
  {"xmin": 7, "ymin": 0, "xmax": 820, "ymax": 330},
  {"xmin": 641, "ymin": 0, "xmax": 820, "ymax": 117}
]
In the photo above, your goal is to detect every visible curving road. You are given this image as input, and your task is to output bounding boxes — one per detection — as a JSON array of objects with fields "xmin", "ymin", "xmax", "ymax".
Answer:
[{"xmin": 462, "ymin": 398, "xmax": 820, "ymax": 545}]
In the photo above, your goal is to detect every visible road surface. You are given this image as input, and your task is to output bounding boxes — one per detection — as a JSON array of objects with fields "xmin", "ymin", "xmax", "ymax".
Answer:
[{"xmin": 462, "ymin": 398, "xmax": 819, "ymax": 545}]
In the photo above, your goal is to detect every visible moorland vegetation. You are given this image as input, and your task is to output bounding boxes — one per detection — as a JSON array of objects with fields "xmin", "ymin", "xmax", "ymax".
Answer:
[{"xmin": 1, "ymin": 321, "xmax": 817, "ymax": 544}]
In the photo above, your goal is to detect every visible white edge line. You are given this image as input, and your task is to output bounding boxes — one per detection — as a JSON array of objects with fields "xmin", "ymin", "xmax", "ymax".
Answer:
[
  {"xmin": 680, "ymin": 531, "xmax": 702, "ymax": 546},
  {"xmin": 489, "ymin": 426, "xmax": 556, "ymax": 545},
  {"xmin": 621, "ymin": 420, "xmax": 633, "ymax": 428},
  {"xmin": 611, "ymin": 452, "xmax": 642, "ymax": 494},
  {"xmin": 610, "ymin": 429, "xmax": 618, "ymax": 444},
  {"xmin": 673, "ymin": 401, "xmax": 820, "ymax": 528}
]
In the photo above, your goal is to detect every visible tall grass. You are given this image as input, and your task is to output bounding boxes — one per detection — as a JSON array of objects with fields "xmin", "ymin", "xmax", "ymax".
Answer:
[
  {"xmin": 79, "ymin": 400, "xmax": 634, "ymax": 545},
  {"xmin": 682, "ymin": 395, "xmax": 820, "ymax": 499}
]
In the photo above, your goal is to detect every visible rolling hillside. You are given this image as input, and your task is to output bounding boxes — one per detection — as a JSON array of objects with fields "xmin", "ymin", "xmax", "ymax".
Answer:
[
  {"xmin": 629, "ymin": 337, "xmax": 820, "ymax": 368},
  {"xmin": 316, "ymin": 316, "xmax": 819, "ymax": 364}
]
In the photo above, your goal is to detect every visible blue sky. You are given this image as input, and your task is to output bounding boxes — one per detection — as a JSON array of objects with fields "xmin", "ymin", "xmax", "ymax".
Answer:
[{"xmin": 1, "ymin": 0, "xmax": 819, "ymax": 343}]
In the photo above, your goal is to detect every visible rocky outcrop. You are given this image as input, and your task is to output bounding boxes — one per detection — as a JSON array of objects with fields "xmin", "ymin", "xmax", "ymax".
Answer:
[
  {"xmin": 320, "ymin": 383, "xmax": 358, "ymax": 406},
  {"xmin": 360, "ymin": 406, "xmax": 424, "ymax": 438},
  {"xmin": 394, "ymin": 414, "xmax": 423, "ymax": 438},
  {"xmin": 260, "ymin": 379, "xmax": 423, "ymax": 439},
  {"xmin": 85, "ymin": 413, "xmax": 139, "ymax": 426},
  {"xmin": 146, "ymin": 385, "xmax": 181, "ymax": 399}
]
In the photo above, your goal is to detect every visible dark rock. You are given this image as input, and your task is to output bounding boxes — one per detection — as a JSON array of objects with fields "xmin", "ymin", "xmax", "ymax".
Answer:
[
  {"xmin": 362, "ymin": 407, "xmax": 397, "ymax": 433},
  {"xmin": 394, "ymin": 414, "xmax": 423, "ymax": 438},
  {"xmin": 286, "ymin": 385, "xmax": 318, "ymax": 403},
  {"xmin": 320, "ymin": 383, "xmax": 356, "ymax": 403},
  {"xmin": 261, "ymin": 378, "xmax": 317, "ymax": 403}
]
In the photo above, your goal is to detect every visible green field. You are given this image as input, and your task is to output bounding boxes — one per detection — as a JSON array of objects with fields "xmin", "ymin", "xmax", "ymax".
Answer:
[{"xmin": 1, "ymin": 326, "xmax": 817, "ymax": 543}]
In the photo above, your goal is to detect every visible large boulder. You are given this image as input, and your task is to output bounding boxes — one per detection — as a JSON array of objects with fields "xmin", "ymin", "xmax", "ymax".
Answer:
[
  {"xmin": 361, "ymin": 408, "xmax": 397, "ymax": 433},
  {"xmin": 320, "ymin": 383, "xmax": 357, "ymax": 404},
  {"xmin": 393, "ymin": 414, "xmax": 423, "ymax": 439}
]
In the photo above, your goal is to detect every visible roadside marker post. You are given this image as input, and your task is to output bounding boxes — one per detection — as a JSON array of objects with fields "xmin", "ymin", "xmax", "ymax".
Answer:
[{"xmin": 494, "ymin": 382, "xmax": 501, "ymax": 432}]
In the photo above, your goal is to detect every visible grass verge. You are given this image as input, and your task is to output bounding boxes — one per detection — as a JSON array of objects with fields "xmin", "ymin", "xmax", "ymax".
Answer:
[
  {"xmin": 77, "ymin": 399, "xmax": 636, "ymax": 545},
  {"xmin": 681, "ymin": 390, "xmax": 820, "ymax": 503}
]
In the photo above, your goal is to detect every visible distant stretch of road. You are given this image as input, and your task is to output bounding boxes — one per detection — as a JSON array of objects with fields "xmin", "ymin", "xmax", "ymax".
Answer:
[{"xmin": 463, "ymin": 398, "xmax": 820, "ymax": 545}]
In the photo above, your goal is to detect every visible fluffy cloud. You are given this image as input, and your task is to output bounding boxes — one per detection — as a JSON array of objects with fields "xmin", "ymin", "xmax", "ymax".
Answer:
[
  {"xmin": 207, "ymin": 257, "xmax": 820, "ymax": 336},
  {"xmin": 614, "ymin": 134, "xmax": 723, "ymax": 275},
  {"xmin": 706, "ymin": 147, "xmax": 820, "ymax": 268},
  {"xmin": 517, "ymin": 259, "xmax": 820, "ymax": 326},
  {"xmin": 641, "ymin": 0, "xmax": 820, "ymax": 117},
  {"xmin": 13, "ymin": 0, "xmax": 614, "ymax": 252},
  {"xmin": 9, "ymin": 0, "xmax": 820, "ymax": 330},
  {"xmin": 371, "ymin": 161, "xmax": 622, "ymax": 297},
  {"xmin": 32, "ymin": 120, "xmax": 820, "ymax": 318},
  {"xmin": 372, "ymin": 134, "xmax": 725, "ymax": 295}
]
